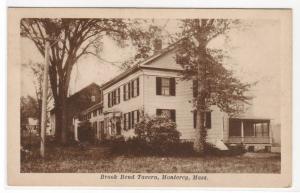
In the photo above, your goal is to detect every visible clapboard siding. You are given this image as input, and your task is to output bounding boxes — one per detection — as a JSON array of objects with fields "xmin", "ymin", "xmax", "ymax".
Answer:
[
  {"xmin": 103, "ymin": 71, "xmax": 144, "ymax": 112},
  {"xmin": 103, "ymin": 71, "xmax": 144, "ymax": 137},
  {"xmin": 142, "ymin": 69, "xmax": 226, "ymax": 141},
  {"xmin": 142, "ymin": 69, "xmax": 194, "ymax": 140}
]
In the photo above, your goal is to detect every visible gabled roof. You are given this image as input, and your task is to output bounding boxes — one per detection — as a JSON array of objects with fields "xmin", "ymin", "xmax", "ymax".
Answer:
[
  {"xmin": 81, "ymin": 102, "xmax": 103, "ymax": 115},
  {"xmin": 69, "ymin": 82, "xmax": 101, "ymax": 99},
  {"xmin": 102, "ymin": 39, "xmax": 183, "ymax": 90}
]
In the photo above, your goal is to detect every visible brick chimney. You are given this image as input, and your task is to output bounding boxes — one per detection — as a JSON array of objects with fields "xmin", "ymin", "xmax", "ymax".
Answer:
[{"xmin": 153, "ymin": 38, "xmax": 162, "ymax": 53}]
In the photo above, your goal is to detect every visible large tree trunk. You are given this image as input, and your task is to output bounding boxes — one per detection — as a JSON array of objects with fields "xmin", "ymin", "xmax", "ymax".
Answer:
[
  {"xmin": 193, "ymin": 45, "xmax": 207, "ymax": 154},
  {"xmin": 54, "ymin": 93, "xmax": 68, "ymax": 145},
  {"xmin": 193, "ymin": 97, "xmax": 207, "ymax": 154}
]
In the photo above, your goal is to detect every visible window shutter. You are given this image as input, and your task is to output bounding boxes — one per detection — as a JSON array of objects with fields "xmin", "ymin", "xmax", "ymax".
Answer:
[
  {"xmin": 131, "ymin": 111, "xmax": 135, "ymax": 127},
  {"xmin": 170, "ymin": 110, "xmax": 176, "ymax": 122},
  {"xmin": 156, "ymin": 109, "xmax": 162, "ymax": 116},
  {"xmin": 123, "ymin": 85, "xmax": 126, "ymax": 101},
  {"xmin": 131, "ymin": 81, "xmax": 134, "ymax": 97},
  {"xmin": 205, "ymin": 112, "xmax": 212, "ymax": 129},
  {"xmin": 137, "ymin": 110, "xmax": 140, "ymax": 122},
  {"xmin": 137, "ymin": 78, "xmax": 139, "ymax": 96},
  {"xmin": 108, "ymin": 93, "xmax": 111, "ymax": 107},
  {"xmin": 128, "ymin": 112, "xmax": 131, "ymax": 129},
  {"xmin": 128, "ymin": 83, "xmax": 131, "ymax": 99},
  {"xmin": 193, "ymin": 111, "xmax": 197, "ymax": 128},
  {"xmin": 123, "ymin": 114, "xmax": 127, "ymax": 130},
  {"xmin": 118, "ymin": 88, "xmax": 120, "ymax": 103},
  {"xmin": 156, "ymin": 77, "xmax": 162, "ymax": 95},
  {"xmin": 170, "ymin": 78, "xmax": 176, "ymax": 96},
  {"xmin": 193, "ymin": 80, "xmax": 198, "ymax": 97}
]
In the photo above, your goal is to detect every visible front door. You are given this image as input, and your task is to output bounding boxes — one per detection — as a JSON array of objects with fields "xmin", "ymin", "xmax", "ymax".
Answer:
[
  {"xmin": 116, "ymin": 119, "xmax": 121, "ymax": 135},
  {"xmin": 100, "ymin": 121, "xmax": 105, "ymax": 140}
]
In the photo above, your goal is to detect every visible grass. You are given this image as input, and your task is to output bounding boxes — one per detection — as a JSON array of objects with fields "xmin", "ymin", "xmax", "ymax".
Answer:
[{"xmin": 21, "ymin": 144, "xmax": 281, "ymax": 173}]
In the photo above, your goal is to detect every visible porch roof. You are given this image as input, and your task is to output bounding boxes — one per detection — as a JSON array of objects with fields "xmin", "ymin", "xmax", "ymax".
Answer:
[{"xmin": 230, "ymin": 116, "xmax": 271, "ymax": 122}]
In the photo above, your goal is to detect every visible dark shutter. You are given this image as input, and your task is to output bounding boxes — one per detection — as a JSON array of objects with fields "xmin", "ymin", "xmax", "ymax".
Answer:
[
  {"xmin": 170, "ymin": 110, "xmax": 176, "ymax": 122},
  {"xmin": 156, "ymin": 77, "xmax": 162, "ymax": 95},
  {"xmin": 108, "ymin": 93, "xmax": 111, "ymax": 107},
  {"xmin": 193, "ymin": 80, "xmax": 198, "ymax": 97},
  {"xmin": 137, "ymin": 110, "xmax": 140, "ymax": 122},
  {"xmin": 131, "ymin": 81, "xmax": 134, "ymax": 97},
  {"xmin": 128, "ymin": 112, "xmax": 131, "ymax": 129},
  {"xmin": 137, "ymin": 78, "xmax": 139, "ymax": 96},
  {"xmin": 156, "ymin": 109, "xmax": 162, "ymax": 116},
  {"xmin": 128, "ymin": 83, "xmax": 131, "ymax": 99},
  {"xmin": 193, "ymin": 111, "xmax": 197, "ymax": 128},
  {"xmin": 131, "ymin": 111, "xmax": 135, "ymax": 127},
  {"xmin": 205, "ymin": 112, "xmax": 212, "ymax": 129},
  {"xmin": 170, "ymin": 78, "xmax": 176, "ymax": 96},
  {"xmin": 123, "ymin": 114, "xmax": 127, "ymax": 130},
  {"xmin": 118, "ymin": 88, "xmax": 120, "ymax": 103},
  {"xmin": 123, "ymin": 85, "xmax": 126, "ymax": 101}
]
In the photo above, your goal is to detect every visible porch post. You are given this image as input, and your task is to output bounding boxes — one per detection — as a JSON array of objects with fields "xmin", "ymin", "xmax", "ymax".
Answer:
[
  {"xmin": 74, "ymin": 118, "xmax": 79, "ymax": 141},
  {"xmin": 241, "ymin": 120, "xmax": 244, "ymax": 143}
]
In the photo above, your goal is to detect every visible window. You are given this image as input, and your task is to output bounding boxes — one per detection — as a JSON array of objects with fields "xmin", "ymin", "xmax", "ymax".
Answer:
[
  {"xmin": 132, "ymin": 78, "xmax": 139, "ymax": 97},
  {"xmin": 123, "ymin": 78, "xmax": 139, "ymax": 100},
  {"xmin": 193, "ymin": 111, "xmax": 211, "ymax": 129},
  {"xmin": 93, "ymin": 110, "xmax": 97, "ymax": 117},
  {"xmin": 123, "ymin": 84, "xmax": 128, "ymax": 101},
  {"xmin": 255, "ymin": 122, "xmax": 269, "ymax": 137},
  {"xmin": 91, "ymin": 95, "xmax": 96, "ymax": 102},
  {"xmin": 156, "ymin": 77, "xmax": 176, "ymax": 96},
  {"xmin": 108, "ymin": 87, "xmax": 121, "ymax": 107},
  {"xmin": 193, "ymin": 80, "xmax": 198, "ymax": 97},
  {"xmin": 108, "ymin": 93, "xmax": 111, "ymax": 107},
  {"xmin": 157, "ymin": 109, "xmax": 176, "ymax": 122},
  {"xmin": 123, "ymin": 110, "xmax": 140, "ymax": 130}
]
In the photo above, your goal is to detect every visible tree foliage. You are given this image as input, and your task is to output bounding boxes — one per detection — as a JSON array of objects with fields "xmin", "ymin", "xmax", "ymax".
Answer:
[
  {"xmin": 20, "ymin": 95, "xmax": 38, "ymax": 127},
  {"xmin": 20, "ymin": 18, "xmax": 147, "ymax": 143},
  {"xmin": 175, "ymin": 19, "xmax": 252, "ymax": 153}
]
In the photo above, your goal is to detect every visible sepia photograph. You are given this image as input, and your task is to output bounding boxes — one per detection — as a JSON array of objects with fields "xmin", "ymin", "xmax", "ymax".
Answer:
[{"xmin": 7, "ymin": 8, "xmax": 292, "ymax": 187}]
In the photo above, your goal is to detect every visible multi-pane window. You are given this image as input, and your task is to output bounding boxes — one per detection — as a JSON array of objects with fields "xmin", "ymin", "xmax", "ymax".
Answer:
[
  {"xmin": 123, "ymin": 110, "xmax": 140, "ymax": 131},
  {"xmin": 123, "ymin": 78, "xmax": 139, "ymax": 101},
  {"xmin": 156, "ymin": 109, "xmax": 176, "ymax": 122},
  {"xmin": 108, "ymin": 87, "xmax": 120, "ymax": 107},
  {"xmin": 93, "ymin": 110, "xmax": 97, "ymax": 117},
  {"xmin": 132, "ymin": 78, "xmax": 139, "ymax": 97},
  {"xmin": 193, "ymin": 111, "xmax": 212, "ymax": 129},
  {"xmin": 156, "ymin": 77, "xmax": 176, "ymax": 96},
  {"xmin": 161, "ymin": 78, "xmax": 170, "ymax": 95}
]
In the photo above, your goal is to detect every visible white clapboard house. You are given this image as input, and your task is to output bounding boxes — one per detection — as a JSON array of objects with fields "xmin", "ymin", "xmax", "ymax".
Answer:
[{"xmin": 73, "ymin": 41, "xmax": 272, "ymax": 151}]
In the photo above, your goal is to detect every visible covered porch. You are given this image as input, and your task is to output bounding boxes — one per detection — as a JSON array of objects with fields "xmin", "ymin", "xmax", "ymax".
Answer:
[{"xmin": 227, "ymin": 117, "xmax": 271, "ymax": 144}]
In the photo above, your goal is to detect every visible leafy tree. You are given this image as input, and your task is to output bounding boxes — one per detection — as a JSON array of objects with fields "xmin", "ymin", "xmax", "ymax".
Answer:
[
  {"xmin": 175, "ymin": 19, "xmax": 252, "ymax": 154},
  {"xmin": 20, "ymin": 95, "xmax": 39, "ymax": 127},
  {"xmin": 20, "ymin": 18, "xmax": 145, "ymax": 144},
  {"xmin": 23, "ymin": 62, "xmax": 53, "ymax": 134}
]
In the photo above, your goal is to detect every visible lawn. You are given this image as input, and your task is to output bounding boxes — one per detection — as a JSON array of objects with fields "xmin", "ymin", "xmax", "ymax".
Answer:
[{"xmin": 21, "ymin": 145, "xmax": 281, "ymax": 173}]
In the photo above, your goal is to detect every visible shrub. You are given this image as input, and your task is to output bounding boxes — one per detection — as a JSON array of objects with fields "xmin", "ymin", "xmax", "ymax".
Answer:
[
  {"xmin": 134, "ymin": 116, "xmax": 181, "ymax": 154},
  {"xmin": 110, "ymin": 116, "xmax": 196, "ymax": 156},
  {"xmin": 77, "ymin": 120, "xmax": 94, "ymax": 143}
]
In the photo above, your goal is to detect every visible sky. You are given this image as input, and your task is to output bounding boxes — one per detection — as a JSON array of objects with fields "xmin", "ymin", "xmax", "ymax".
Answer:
[{"xmin": 21, "ymin": 19, "xmax": 281, "ymax": 123}]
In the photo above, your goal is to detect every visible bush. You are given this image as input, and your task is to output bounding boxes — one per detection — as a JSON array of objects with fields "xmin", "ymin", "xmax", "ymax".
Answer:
[
  {"xmin": 77, "ymin": 120, "xmax": 94, "ymax": 143},
  {"xmin": 110, "ymin": 116, "xmax": 195, "ymax": 156}
]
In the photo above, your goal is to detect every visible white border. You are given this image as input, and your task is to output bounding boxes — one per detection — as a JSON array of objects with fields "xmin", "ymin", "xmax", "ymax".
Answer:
[{"xmin": 2, "ymin": 0, "xmax": 300, "ymax": 192}]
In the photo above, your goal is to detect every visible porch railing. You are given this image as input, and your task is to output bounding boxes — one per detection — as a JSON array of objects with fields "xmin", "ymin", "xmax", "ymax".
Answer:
[{"xmin": 227, "ymin": 136, "xmax": 271, "ymax": 144}]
